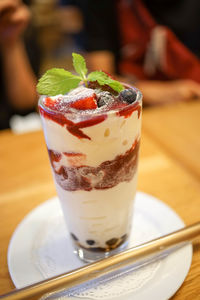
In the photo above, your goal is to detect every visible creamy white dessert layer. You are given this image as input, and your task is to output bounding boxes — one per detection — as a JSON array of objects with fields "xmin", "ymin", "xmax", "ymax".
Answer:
[
  {"xmin": 41, "ymin": 109, "xmax": 141, "ymax": 167},
  {"xmin": 55, "ymin": 175, "xmax": 138, "ymax": 249}
]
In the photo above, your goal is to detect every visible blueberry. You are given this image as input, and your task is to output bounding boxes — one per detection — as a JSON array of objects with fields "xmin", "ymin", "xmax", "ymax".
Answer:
[
  {"xmin": 97, "ymin": 97, "xmax": 107, "ymax": 107},
  {"xmin": 97, "ymin": 92, "xmax": 112, "ymax": 107},
  {"xmin": 119, "ymin": 89, "xmax": 137, "ymax": 104}
]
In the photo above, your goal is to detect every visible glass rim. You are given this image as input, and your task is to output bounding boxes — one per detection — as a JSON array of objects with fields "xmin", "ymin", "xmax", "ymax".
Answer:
[{"xmin": 38, "ymin": 85, "xmax": 142, "ymax": 118}]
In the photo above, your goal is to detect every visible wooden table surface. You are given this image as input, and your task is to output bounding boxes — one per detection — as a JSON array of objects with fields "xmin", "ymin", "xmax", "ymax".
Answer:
[{"xmin": 0, "ymin": 101, "xmax": 200, "ymax": 299}]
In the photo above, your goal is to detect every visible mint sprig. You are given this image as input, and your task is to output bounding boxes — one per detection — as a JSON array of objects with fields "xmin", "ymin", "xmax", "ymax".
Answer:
[{"xmin": 37, "ymin": 53, "xmax": 124, "ymax": 96}]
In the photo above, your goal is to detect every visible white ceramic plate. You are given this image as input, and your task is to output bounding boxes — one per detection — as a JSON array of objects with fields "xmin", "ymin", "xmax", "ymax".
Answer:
[{"xmin": 8, "ymin": 192, "xmax": 192, "ymax": 300}]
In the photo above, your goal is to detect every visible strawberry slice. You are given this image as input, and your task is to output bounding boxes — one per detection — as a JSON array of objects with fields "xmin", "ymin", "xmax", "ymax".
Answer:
[
  {"xmin": 70, "ymin": 94, "xmax": 97, "ymax": 110},
  {"xmin": 44, "ymin": 97, "xmax": 56, "ymax": 109}
]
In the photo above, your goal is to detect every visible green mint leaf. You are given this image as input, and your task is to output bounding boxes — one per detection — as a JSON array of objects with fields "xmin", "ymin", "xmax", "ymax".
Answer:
[
  {"xmin": 37, "ymin": 68, "xmax": 81, "ymax": 96},
  {"xmin": 88, "ymin": 71, "xmax": 108, "ymax": 85},
  {"xmin": 88, "ymin": 71, "xmax": 124, "ymax": 93},
  {"xmin": 72, "ymin": 53, "xmax": 88, "ymax": 79},
  {"xmin": 106, "ymin": 80, "xmax": 124, "ymax": 93}
]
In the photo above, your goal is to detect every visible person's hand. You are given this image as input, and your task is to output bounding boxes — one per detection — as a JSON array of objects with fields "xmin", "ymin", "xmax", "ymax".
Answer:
[
  {"xmin": 136, "ymin": 80, "xmax": 200, "ymax": 106},
  {"xmin": 0, "ymin": 0, "xmax": 30, "ymax": 46}
]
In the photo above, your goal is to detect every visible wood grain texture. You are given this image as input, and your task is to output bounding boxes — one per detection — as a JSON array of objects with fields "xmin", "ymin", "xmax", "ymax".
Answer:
[
  {"xmin": 0, "ymin": 102, "xmax": 200, "ymax": 299},
  {"xmin": 142, "ymin": 100, "xmax": 200, "ymax": 180}
]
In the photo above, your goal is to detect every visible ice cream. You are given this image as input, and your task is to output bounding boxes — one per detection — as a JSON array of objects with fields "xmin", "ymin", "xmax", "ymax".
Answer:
[{"xmin": 39, "ymin": 82, "xmax": 142, "ymax": 259}]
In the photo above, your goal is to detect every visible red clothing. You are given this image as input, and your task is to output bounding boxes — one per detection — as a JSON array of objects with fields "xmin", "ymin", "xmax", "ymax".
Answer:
[{"xmin": 117, "ymin": 0, "xmax": 200, "ymax": 82}]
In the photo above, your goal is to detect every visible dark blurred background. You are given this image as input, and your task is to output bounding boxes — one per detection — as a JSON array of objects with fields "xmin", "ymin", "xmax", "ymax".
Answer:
[
  {"xmin": 1, "ymin": 0, "xmax": 200, "ymax": 131},
  {"xmin": 30, "ymin": 0, "xmax": 85, "ymax": 73}
]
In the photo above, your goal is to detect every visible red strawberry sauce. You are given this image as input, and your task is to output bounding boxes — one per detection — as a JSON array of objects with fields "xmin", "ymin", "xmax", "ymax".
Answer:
[{"xmin": 48, "ymin": 139, "xmax": 140, "ymax": 191}]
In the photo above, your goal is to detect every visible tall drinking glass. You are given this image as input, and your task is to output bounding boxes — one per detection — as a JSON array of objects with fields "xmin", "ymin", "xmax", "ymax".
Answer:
[{"xmin": 39, "ymin": 86, "xmax": 142, "ymax": 262}]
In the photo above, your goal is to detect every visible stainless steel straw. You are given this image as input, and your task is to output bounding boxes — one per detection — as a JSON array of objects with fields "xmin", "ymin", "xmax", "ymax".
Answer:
[{"xmin": 1, "ymin": 222, "xmax": 199, "ymax": 300}]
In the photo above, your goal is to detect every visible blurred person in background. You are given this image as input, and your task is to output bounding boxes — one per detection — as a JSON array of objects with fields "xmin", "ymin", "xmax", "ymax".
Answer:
[
  {"xmin": 0, "ymin": 0, "xmax": 40, "ymax": 130},
  {"xmin": 58, "ymin": 0, "xmax": 85, "ymax": 52},
  {"xmin": 71, "ymin": 0, "xmax": 200, "ymax": 106}
]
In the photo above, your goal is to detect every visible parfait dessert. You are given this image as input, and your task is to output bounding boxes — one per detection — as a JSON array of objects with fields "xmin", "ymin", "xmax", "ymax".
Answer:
[{"xmin": 37, "ymin": 53, "xmax": 142, "ymax": 261}]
